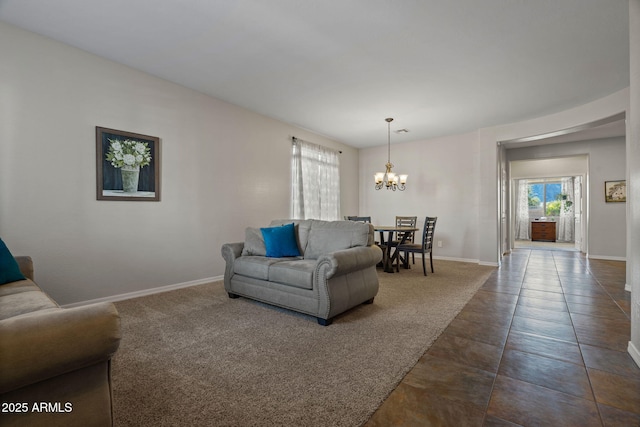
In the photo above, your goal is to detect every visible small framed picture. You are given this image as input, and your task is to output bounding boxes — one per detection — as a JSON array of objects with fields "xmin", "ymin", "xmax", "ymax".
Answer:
[
  {"xmin": 96, "ymin": 127, "xmax": 161, "ymax": 201},
  {"xmin": 604, "ymin": 180, "xmax": 626, "ymax": 203}
]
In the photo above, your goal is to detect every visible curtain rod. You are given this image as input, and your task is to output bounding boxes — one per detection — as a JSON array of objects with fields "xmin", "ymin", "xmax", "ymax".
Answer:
[{"xmin": 292, "ymin": 136, "xmax": 342, "ymax": 154}]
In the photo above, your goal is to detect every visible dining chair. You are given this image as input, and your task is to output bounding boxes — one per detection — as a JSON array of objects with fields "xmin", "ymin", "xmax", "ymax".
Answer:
[
  {"xmin": 378, "ymin": 216, "xmax": 417, "ymax": 272},
  {"xmin": 345, "ymin": 216, "xmax": 372, "ymax": 223},
  {"xmin": 397, "ymin": 217, "xmax": 437, "ymax": 276},
  {"xmin": 395, "ymin": 216, "xmax": 417, "ymax": 267}
]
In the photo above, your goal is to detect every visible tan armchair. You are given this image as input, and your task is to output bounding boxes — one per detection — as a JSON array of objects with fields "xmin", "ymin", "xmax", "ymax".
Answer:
[{"xmin": 0, "ymin": 256, "xmax": 121, "ymax": 427}]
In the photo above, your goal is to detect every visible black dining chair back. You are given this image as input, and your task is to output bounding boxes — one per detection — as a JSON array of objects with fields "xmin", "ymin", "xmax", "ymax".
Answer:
[
  {"xmin": 397, "ymin": 216, "xmax": 437, "ymax": 276},
  {"xmin": 395, "ymin": 216, "xmax": 417, "ymax": 267}
]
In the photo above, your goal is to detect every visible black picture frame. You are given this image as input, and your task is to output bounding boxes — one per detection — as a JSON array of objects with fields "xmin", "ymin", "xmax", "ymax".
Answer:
[{"xmin": 96, "ymin": 126, "xmax": 161, "ymax": 201}]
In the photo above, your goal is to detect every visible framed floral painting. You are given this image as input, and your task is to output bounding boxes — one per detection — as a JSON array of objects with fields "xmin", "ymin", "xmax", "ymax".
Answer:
[{"xmin": 96, "ymin": 127, "xmax": 161, "ymax": 201}]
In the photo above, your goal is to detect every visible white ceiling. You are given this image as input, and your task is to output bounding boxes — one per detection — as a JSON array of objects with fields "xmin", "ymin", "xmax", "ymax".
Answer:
[{"xmin": 0, "ymin": 0, "xmax": 629, "ymax": 148}]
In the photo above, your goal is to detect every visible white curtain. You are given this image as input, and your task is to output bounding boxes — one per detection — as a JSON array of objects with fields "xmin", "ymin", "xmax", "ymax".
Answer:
[
  {"xmin": 515, "ymin": 179, "xmax": 530, "ymax": 240},
  {"xmin": 557, "ymin": 177, "xmax": 575, "ymax": 242},
  {"xmin": 291, "ymin": 138, "xmax": 340, "ymax": 220}
]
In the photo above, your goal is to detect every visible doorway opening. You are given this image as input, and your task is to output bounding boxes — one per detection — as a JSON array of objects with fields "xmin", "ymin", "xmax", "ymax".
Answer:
[
  {"xmin": 498, "ymin": 112, "xmax": 625, "ymax": 260},
  {"xmin": 512, "ymin": 176, "xmax": 583, "ymax": 252}
]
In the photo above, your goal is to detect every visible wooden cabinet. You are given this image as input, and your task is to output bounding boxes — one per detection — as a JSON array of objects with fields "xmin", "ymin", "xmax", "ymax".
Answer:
[{"xmin": 531, "ymin": 221, "xmax": 556, "ymax": 242}]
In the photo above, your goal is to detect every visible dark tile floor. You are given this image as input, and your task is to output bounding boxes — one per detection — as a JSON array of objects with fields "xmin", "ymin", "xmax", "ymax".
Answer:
[{"xmin": 366, "ymin": 248, "xmax": 640, "ymax": 426}]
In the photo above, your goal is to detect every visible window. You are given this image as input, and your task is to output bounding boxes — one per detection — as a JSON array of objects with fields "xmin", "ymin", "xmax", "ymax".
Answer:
[
  {"xmin": 291, "ymin": 139, "xmax": 340, "ymax": 220},
  {"xmin": 528, "ymin": 180, "xmax": 562, "ymax": 216}
]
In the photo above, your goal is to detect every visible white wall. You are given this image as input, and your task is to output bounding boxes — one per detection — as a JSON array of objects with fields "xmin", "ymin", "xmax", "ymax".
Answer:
[
  {"xmin": 507, "ymin": 138, "xmax": 626, "ymax": 259},
  {"xmin": 628, "ymin": 0, "xmax": 640, "ymax": 365},
  {"xmin": 510, "ymin": 156, "xmax": 588, "ymax": 179},
  {"xmin": 359, "ymin": 131, "xmax": 481, "ymax": 262},
  {"xmin": 0, "ymin": 23, "xmax": 359, "ymax": 305}
]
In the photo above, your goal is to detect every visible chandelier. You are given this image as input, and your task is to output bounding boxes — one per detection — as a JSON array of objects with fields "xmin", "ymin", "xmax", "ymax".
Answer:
[{"xmin": 374, "ymin": 118, "xmax": 407, "ymax": 191}]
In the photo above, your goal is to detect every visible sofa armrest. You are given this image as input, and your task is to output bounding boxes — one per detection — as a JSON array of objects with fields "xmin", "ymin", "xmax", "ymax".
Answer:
[
  {"xmin": 221, "ymin": 242, "xmax": 244, "ymax": 263},
  {"xmin": 0, "ymin": 302, "xmax": 121, "ymax": 393},
  {"xmin": 14, "ymin": 256, "xmax": 34, "ymax": 281},
  {"xmin": 221, "ymin": 242, "xmax": 244, "ymax": 291},
  {"xmin": 316, "ymin": 245, "xmax": 383, "ymax": 279}
]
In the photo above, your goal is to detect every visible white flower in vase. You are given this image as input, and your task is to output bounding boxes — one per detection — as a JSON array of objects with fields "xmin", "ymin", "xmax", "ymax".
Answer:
[
  {"xmin": 105, "ymin": 138, "xmax": 153, "ymax": 193},
  {"xmin": 106, "ymin": 138, "xmax": 152, "ymax": 169}
]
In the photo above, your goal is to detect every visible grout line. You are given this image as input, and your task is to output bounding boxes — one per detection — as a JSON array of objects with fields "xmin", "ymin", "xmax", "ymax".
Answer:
[
  {"xmin": 584, "ymin": 260, "xmax": 632, "ymax": 321},
  {"xmin": 552, "ymin": 251, "xmax": 604, "ymax": 425},
  {"xmin": 480, "ymin": 248, "xmax": 529, "ymax": 426}
]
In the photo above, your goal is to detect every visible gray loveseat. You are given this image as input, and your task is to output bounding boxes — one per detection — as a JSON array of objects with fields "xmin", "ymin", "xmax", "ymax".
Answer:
[{"xmin": 221, "ymin": 219, "xmax": 383, "ymax": 325}]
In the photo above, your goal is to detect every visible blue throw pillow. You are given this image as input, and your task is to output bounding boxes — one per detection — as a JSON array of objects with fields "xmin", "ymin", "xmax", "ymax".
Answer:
[
  {"xmin": 0, "ymin": 238, "xmax": 26, "ymax": 285},
  {"xmin": 260, "ymin": 223, "xmax": 301, "ymax": 258}
]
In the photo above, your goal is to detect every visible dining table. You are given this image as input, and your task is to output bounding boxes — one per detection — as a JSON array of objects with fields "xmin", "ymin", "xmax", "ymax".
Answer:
[{"xmin": 374, "ymin": 225, "xmax": 419, "ymax": 273}]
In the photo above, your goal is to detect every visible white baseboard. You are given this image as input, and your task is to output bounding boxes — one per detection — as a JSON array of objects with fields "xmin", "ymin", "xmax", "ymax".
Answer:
[
  {"xmin": 432, "ymin": 255, "xmax": 481, "ymax": 264},
  {"xmin": 587, "ymin": 254, "xmax": 626, "ymax": 262},
  {"xmin": 629, "ymin": 341, "xmax": 640, "ymax": 369},
  {"xmin": 62, "ymin": 276, "xmax": 223, "ymax": 308},
  {"xmin": 409, "ymin": 254, "xmax": 478, "ymax": 264},
  {"xmin": 429, "ymin": 254, "xmax": 498, "ymax": 267},
  {"xmin": 479, "ymin": 261, "xmax": 500, "ymax": 267},
  {"xmin": 625, "ymin": 283, "xmax": 632, "ymax": 292}
]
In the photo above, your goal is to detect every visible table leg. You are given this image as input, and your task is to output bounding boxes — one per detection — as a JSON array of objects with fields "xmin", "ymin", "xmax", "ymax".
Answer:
[
  {"xmin": 389, "ymin": 232, "xmax": 411, "ymax": 272},
  {"xmin": 384, "ymin": 231, "xmax": 396, "ymax": 273},
  {"xmin": 377, "ymin": 231, "xmax": 386, "ymax": 269}
]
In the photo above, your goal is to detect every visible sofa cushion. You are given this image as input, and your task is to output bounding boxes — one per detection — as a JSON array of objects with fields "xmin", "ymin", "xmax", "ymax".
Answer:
[
  {"xmin": 260, "ymin": 223, "xmax": 301, "ymax": 258},
  {"xmin": 0, "ymin": 279, "xmax": 41, "ymax": 297},
  {"xmin": 0, "ymin": 290, "xmax": 58, "ymax": 320},
  {"xmin": 304, "ymin": 220, "xmax": 371, "ymax": 259},
  {"xmin": 241, "ymin": 227, "xmax": 267, "ymax": 256},
  {"xmin": 234, "ymin": 256, "xmax": 285, "ymax": 280},
  {"xmin": 0, "ymin": 239, "xmax": 26, "ymax": 285},
  {"xmin": 268, "ymin": 259, "xmax": 316, "ymax": 290}
]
